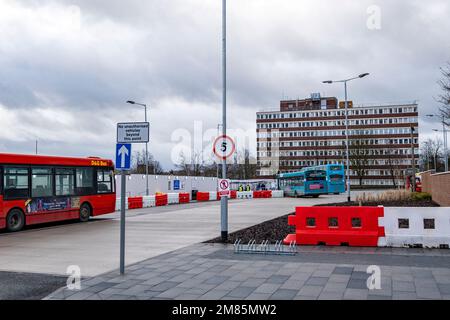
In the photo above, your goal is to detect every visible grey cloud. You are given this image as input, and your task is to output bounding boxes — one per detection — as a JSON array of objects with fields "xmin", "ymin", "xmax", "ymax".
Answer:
[{"xmin": 1, "ymin": 0, "xmax": 449, "ymax": 168}]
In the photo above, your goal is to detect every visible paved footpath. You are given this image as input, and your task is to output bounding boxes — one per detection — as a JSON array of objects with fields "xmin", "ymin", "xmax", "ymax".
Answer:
[{"xmin": 46, "ymin": 244, "xmax": 450, "ymax": 300}]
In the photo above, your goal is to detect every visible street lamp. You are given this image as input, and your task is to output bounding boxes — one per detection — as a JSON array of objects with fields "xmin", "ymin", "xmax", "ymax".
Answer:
[
  {"xmin": 427, "ymin": 114, "xmax": 448, "ymax": 172},
  {"xmin": 322, "ymin": 73, "xmax": 370, "ymax": 202},
  {"xmin": 127, "ymin": 100, "xmax": 150, "ymax": 196}
]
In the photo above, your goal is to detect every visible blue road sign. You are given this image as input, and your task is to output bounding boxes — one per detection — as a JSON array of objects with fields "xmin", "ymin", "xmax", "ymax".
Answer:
[
  {"xmin": 116, "ymin": 143, "xmax": 131, "ymax": 170},
  {"xmin": 173, "ymin": 180, "xmax": 180, "ymax": 190}
]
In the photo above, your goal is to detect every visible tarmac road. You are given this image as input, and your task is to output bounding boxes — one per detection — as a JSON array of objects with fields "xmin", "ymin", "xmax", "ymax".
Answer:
[{"xmin": 0, "ymin": 194, "xmax": 362, "ymax": 277}]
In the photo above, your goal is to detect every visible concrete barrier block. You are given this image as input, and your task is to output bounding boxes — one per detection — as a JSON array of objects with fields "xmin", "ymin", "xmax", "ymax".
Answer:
[
  {"xmin": 115, "ymin": 198, "xmax": 129, "ymax": 210},
  {"xmin": 272, "ymin": 190, "xmax": 284, "ymax": 198},
  {"xmin": 168, "ymin": 193, "xmax": 180, "ymax": 205},
  {"xmin": 209, "ymin": 191, "xmax": 218, "ymax": 201},
  {"xmin": 143, "ymin": 195, "xmax": 156, "ymax": 208}
]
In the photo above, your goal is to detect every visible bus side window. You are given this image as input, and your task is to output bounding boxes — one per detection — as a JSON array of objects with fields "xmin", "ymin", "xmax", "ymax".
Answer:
[
  {"xmin": 76, "ymin": 167, "xmax": 94, "ymax": 195},
  {"xmin": 3, "ymin": 167, "xmax": 29, "ymax": 199},
  {"xmin": 31, "ymin": 168, "xmax": 53, "ymax": 198},
  {"xmin": 97, "ymin": 169, "xmax": 113, "ymax": 194},
  {"xmin": 56, "ymin": 168, "xmax": 75, "ymax": 196}
]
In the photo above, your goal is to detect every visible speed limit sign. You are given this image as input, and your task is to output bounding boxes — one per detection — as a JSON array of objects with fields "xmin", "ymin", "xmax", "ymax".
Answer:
[{"xmin": 213, "ymin": 135, "xmax": 236, "ymax": 160}]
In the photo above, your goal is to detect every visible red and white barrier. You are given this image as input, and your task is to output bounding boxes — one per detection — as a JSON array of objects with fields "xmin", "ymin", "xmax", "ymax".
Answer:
[
  {"xmin": 128, "ymin": 197, "xmax": 143, "ymax": 209},
  {"xmin": 209, "ymin": 191, "xmax": 218, "ymax": 201},
  {"xmin": 155, "ymin": 194, "xmax": 168, "ymax": 206},
  {"xmin": 284, "ymin": 206, "xmax": 385, "ymax": 247},
  {"xmin": 143, "ymin": 195, "xmax": 156, "ymax": 208},
  {"xmin": 179, "ymin": 193, "xmax": 190, "ymax": 204},
  {"xmin": 272, "ymin": 190, "xmax": 284, "ymax": 198},
  {"xmin": 285, "ymin": 206, "xmax": 450, "ymax": 249},
  {"xmin": 196, "ymin": 192, "xmax": 210, "ymax": 202},
  {"xmin": 168, "ymin": 193, "xmax": 180, "ymax": 205},
  {"xmin": 117, "ymin": 189, "xmax": 282, "ymax": 211},
  {"xmin": 380, "ymin": 207, "xmax": 450, "ymax": 248}
]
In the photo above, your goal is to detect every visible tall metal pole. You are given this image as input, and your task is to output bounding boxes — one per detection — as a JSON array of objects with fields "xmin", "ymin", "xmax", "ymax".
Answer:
[
  {"xmin": 221, "ymin": 0, "xmax": 228, "ymax": 243},
  {"xmin": 144, "ymin": 106, "xmax": 149, "ymax": 196},
  {"xmin": 217, "ymin": 124, "xmax": 221, "ymax": 179},
  {"xmin": 344, "ymin": 81, "xmax": 351, "ymax": 202},
  {"xmin": 120, "ymin": 172, "xmax": 126, "ymax": 274}
]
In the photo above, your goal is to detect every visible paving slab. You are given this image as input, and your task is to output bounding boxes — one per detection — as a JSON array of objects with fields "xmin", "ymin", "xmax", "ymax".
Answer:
[{"xmin": 44, "ymin": 241, "xmax": 450, "ymax": 301}]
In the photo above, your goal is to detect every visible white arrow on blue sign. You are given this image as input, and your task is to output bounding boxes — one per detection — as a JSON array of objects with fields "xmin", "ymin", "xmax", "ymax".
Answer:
[{"xmin": 116, "ymin": 143, "xmax": 132, "ymax": 170}]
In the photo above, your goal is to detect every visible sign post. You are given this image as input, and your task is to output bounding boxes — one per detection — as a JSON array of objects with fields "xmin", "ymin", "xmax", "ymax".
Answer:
[
  {"xmin": 213, "ymin": 134, "xmax": 235, "ymax": 242},
  {"xmin": 116, "ymin": 142, "xmax": 132, "ymax": 275},
  {"xmin": 116, "ymin": 122, "xmax": 148, "ymax": 274}
]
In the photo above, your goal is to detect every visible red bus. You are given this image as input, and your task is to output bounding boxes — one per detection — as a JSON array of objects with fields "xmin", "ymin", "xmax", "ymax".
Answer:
[{"xmin": 0, "ymin": 153, "xmax": 116, "ymax": 232}]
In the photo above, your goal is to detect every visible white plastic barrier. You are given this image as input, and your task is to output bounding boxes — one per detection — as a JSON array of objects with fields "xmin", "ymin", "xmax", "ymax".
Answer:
[
  {"xmin": 168, "ymin": 193, "xmax": 180, "ymax": 205},
  {"xmin": 115, "ymin": 198, "xmax": 129, "ymax": 210},
  {"xmin": 209, "ymin": 191, "xmax": 218, "ymax": 201},
  {"xmin": 271, "ymin": 190, "xmax": 284, "ymax": 198},
  {"xmin": 237, "ymin": 191, "xmax": 253, "ymax": 199},
  {"xmin": 142, "ymin": 195, "xmax": 156, "ymax": 208},
  {"xmin": 379, "ymin": 207, "xmax": 450, "ymax": 248}
]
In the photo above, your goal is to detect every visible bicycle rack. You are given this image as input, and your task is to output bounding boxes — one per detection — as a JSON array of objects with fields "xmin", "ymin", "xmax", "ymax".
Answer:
[{"xmin": 234, "ymin": 239, "xmax": 297, "ymax": 256}]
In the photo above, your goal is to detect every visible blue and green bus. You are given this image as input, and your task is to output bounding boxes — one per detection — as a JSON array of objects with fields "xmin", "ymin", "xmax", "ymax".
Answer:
[
  {"xmin": 316, "ymin": 164, "xmax": 346, "ymax": 195},
  {"xmin": 276, "ymin": 167, "xmax": 328, "ymax": 198}
]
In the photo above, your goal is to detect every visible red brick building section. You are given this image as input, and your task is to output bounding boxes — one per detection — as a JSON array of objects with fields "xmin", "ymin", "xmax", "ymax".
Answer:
[{"xmin": 421, "ymin": 171, "xmax": 450, "ymax": 207}]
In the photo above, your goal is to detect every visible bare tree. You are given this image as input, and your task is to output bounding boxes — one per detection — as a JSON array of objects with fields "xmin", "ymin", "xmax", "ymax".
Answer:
[
  {"xmin": 386, "ymin": 148, "xmax": 404, "ymax": 188},
  {"xmin": 349, "ymin": 138, "xmax": 370, "ymax": 186},
  {"xmin": 174, "ymin": 150, "xmax": 204, "ymax": 176},
  {"xmin": 420, "ymin": 138, "xmax": 443, "ymax": 171},
  {"xmin": 131, "ymin": 150, "xmax": 164, "ymax": 174},
  {"xmin": 437, "ymin": 62, "xmax": 450, "ymax": 118},
  {"xmin": 175, "ymin": 151, "xmax": 192, "ymax": 176}
]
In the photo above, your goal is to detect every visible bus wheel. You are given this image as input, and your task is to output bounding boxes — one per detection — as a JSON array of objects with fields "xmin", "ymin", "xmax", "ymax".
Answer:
[
  {"xmin": 79, "ymin": 203, "xmax": 91, "ymax": 222},
  {"xmin": 6, "ymin": 209, "xmax": 25, "ymax": 232}
]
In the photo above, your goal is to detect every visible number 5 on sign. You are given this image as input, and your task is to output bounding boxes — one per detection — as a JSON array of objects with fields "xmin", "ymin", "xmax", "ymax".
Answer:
[{"xmin": 213, "ymin": 135, "xmax": 236, "ymax": 160}]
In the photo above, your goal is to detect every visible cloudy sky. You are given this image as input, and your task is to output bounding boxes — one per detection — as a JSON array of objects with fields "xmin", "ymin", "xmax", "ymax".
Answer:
[{"xmin": 0, "ymin": 0, "xmax": 449, "ymax": 169}]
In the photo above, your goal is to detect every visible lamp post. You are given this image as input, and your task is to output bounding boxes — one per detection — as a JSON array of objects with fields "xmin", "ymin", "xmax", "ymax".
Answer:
[
  {"xmin": 323, "ymin": 73, "xmax": 370, "ymax": 202},
  {"xmin": 221, "ymin": 0, "xmax": 228, "ymax": 242},
  {"xmin": 217, "ymin": 124, "xmax": 222, "ymax": 179},
  {"xmin": 127, "ymin": 100, "xmax": 150, "ymax": 196},
  {"xmin": 427, "ymin": 114, "xmax": 449, "ymax": 172}
]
